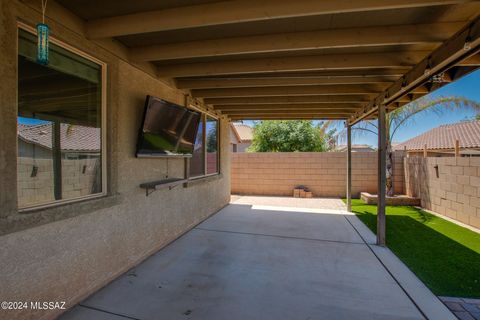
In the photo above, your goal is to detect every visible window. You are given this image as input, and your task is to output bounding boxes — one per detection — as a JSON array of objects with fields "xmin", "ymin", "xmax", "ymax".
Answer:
[
  {"xmin": 206, "ymin": 116, "xmax": 219, "ymax": 174},
  {"xmin": 17, "ymin": 29, "xmax": 105, "ymax": 209},
  {"xmin": 190, "ymin": 114, "xmax": 220, "ymax": 177},
  {"xmin": 190, "ymin": 116, "xmax": 204, "ymax": 177}
]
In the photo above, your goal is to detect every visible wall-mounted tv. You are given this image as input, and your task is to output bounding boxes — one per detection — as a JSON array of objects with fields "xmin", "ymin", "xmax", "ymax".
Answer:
[{"xmin": 136, "ymin": 96, "xmax": 201, "ymax": 157}]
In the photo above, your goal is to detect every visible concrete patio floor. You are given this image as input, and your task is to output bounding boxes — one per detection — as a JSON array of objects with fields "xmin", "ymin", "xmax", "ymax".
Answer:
[{"xmin": 60, "ymin": 196, "xmax": 455, "ymax": 320}]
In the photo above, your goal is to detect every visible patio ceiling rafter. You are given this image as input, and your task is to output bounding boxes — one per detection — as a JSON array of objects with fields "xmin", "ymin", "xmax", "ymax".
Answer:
[
  {"xmin": 85, "ymin": 0, "xmax": 466, "ymax": 39},
  {"xmin": 130, "ymin": 22, "xmax": 461, "ymax": 62},
  {"xmin": 191, "ymin": 85, "xmax": 430, "ymax": 98},
  {"xmin": 214, "ymin": 103, "xmax": 362, "ymax": 111},
  {"xmin": 229, "ymin": 115, "xmax": 354, "ymax": 120},
  {"xmin": 197, "ymin": 69, "xmax": 414, "ymax": 79},
  {"xmin": 349, "ymin": 15, "xmax": 480, "ymax": 125},
  {"xmin": 203, "ymin": 95, "xmax": 412, "ymax": 105},
  {"xmin": 176, "ymin": 76, "xmax": 401, "ymax": 90},
  {"xmin": 157, "ymin": 51, "xmax": 430, "ymax": 78}
]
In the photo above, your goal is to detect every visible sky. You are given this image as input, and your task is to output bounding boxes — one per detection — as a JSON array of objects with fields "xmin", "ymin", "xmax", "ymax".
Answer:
[
  {"xmin": 242, "ymin": 69, "xmax": 480, "ymax": 147},
  {"xmin": 18, "ymin": 117, "xmax": 49, "ymax": 125}
]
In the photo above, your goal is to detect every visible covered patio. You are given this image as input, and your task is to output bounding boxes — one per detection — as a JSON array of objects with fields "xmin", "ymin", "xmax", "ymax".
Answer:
[
  {"xmin": 61, "ymin": 196, "xmax": 452, "ymax": 320},
  {"xmin": 51, "ymin": 0, "xmax": 480, "ymax": 245}
]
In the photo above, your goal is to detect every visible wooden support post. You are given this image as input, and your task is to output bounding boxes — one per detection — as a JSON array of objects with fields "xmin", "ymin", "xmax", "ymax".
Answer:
[
  {"xmin": 346, "ymin": 124, "xmax": 352, "ymax": 212},
  {"xmin": 377, "ymin": 104, "xmax": 387, "ymax": 246},
  {"xmin": 52, "ymin": 121, "xmax": 62, "ymax": 200},
  {"xmin": 455, "ymin": 139, "xmax": 460, "ymax": 158},
  {"xmin": 423, "ymin": 144, "xmax": 427, "ymax": 158}
]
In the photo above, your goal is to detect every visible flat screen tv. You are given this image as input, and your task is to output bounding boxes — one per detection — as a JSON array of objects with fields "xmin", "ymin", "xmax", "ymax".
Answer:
[{"xmin": 136, "ymin": 96, "xmax": 201, "ymax": 157}]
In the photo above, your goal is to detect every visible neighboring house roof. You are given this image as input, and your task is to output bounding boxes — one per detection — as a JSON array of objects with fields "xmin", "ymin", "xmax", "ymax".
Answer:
[
  {"xmin": 231, "ymin": 123, "xmax": 253, "ymax": 143},
  {"xmin": 395, "ymin": 120, "xmax": 480, "ymax": 151},
  {"xmin": 335, "ymin": 144, "xmax": 375, "ymax": 152},
  {"xmin": 18, "ymin": 123, "xmax": 101, "ymax": 152}
]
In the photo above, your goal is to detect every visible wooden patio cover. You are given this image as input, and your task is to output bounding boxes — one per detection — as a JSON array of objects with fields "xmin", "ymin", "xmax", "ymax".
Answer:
[{"xmin": 55, "ymin": 0, "xmax": 480, "ymax": 123}]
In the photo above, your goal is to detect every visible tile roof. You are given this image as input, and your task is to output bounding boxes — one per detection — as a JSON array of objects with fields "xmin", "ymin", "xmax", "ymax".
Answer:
[
  {"xmin": 395, "ymin": 120, "xmax": 480, "ymax": 151},
  {"xmin": 231, "ymin": 123, "xmax": 253, "ymax": 142},
  {"xmin": 18, "ymin": 123, "xmax": 101, "ymax": 152}
]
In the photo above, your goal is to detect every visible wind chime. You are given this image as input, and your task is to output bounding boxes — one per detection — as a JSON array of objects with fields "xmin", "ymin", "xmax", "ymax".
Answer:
[
  {"xmin": 31, "ymin": 0, "xmax": 48, "ymax": 178},
  {"xmin": 37, "ymin": 0, "xmax": 49, "ymax": 65}
]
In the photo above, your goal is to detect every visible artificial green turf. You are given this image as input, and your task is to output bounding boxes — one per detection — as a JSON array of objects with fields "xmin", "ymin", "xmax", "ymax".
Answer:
[{"xmin": 347, "ymin": 199, "xmax": 480, "ymax": 297}]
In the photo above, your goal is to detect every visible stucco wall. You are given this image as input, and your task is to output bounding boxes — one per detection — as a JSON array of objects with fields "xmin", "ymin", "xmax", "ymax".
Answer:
[
  {"xmin": 0, "ymin": 2, "xmax": 230, "ymax": 320},
  {"xmin": 231, "ymin": 152, "xmax": 404, "ymax": 197},
  {"xmin": 236, "ymin": 142, "xmax": 251, "ymax": 152},
  {"xmin": 405, "ymin": 157, "xmax": 480, "ymax": 228}
]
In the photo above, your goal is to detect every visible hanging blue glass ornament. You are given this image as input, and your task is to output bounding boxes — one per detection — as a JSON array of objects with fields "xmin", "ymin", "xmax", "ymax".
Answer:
[{"xmin": 36, "ymin": 23, "xmax": 49, "ymax": 65}]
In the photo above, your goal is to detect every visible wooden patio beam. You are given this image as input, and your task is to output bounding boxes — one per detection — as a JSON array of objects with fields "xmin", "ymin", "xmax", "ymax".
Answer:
[
  {"xmin": 86, "ymin": 0, "xmax": 464, "ymax": 39},
  {"xmin": 220, "ymin": 108, "xmax": 360, "ymax": 114},
  {"xmin": 224, "ymin": 110, "xmax": 354, "ymax": 116},
  {"xmin": 203, "ymin": 95, "xmax": 411, "ymax": 105},
  {"xmin": 349, "ymin": 16, "xmax": 480, "ymax": 125},
  {"xmin": 194, "ymin": 84, "xmax": 430, "ymax": 98},
  {"xmin": 158, "ymin": 51, "xmax": 428, "ymax": 77},
  {"xmin": 177, "ymin": 76, "xmax": 399, "ymax": 89},
  {"xmin": 229, "ymin": 115, "xmax": 349, "ymax": 120},
  {"xmin": 192, "ymin": 84, "xmax": 390, "ymax": 98},
  {"xmin": 214, "ymin": 103, "xmax": 361, "ymax": 111},
  {"xmin": 131, "ymin": 23, "xmax": 459, "ymax": 61},
  {"xmin": 193, "ymin": 69, "xmax": 411, "ymax": 79}
]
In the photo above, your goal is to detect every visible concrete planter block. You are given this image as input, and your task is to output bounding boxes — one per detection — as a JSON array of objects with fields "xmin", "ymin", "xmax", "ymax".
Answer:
[{"xmin": 360, "ymin": 192, "xmax": 421, "ymax": 206}]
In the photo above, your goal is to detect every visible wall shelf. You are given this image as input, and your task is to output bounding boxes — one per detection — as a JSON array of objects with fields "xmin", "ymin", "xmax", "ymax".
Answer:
[
  {"xmin": 140, "ymin": 178, "xmax": 188, "ymax": 196},
  {"xmin": 139, "ymin": 157, "xmax": 191, "ymax": 196}
]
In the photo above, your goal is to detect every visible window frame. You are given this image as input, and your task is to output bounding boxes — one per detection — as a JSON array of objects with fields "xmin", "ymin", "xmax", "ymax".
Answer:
[
  {"xmin": 17, "ymin": 23, "xmax": 108, "ymax": 212},
  {"xmin": 205, "ymin": 115, "xmax": 220, "ymax": 176},
  {"xmin": 188, "ymin": 107, "xmax": 220, "ymax": 179}
]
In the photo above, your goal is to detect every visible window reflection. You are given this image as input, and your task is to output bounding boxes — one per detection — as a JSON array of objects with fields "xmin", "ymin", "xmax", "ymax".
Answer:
[
  {"xmin": 17, "ymin": 30, "xmax": 102, "ymax": 208},
  {"xmin": 190, "ymin": 116, "xmax": 204, "ymax": 177},
  {"xmin": 206, "ymin": 117, "xmax": 218, "ymax": 174}
]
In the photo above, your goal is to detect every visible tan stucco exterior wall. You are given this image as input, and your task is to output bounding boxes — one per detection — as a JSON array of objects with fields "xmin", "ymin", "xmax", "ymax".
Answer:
[
  {"xmin": 231, "ymin": 152, "xmax": 404, "ymax": 197},
  {"xmin": 405, "ymin": 157, "xmax": 480, "ymax": 228},
  {"xmin": 0, "ymin": 2, "xmax": 230, "ymax": 319}
]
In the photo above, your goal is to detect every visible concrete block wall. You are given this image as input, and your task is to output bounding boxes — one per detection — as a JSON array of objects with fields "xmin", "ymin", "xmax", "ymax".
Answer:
[
  {"xmin": 17, "ymin": 157, "xmax": 100, "ymax": 207},
  {"xmin": 405, "ymin": 157, "xmax": 480, "ymax": 228},
  {"xmin": 231, "ymin": 152, "xmax": 404, "ymax": 197},
  {"xmin": 17, "ymin": 158, "xmax": 55, "ymax": 206}
]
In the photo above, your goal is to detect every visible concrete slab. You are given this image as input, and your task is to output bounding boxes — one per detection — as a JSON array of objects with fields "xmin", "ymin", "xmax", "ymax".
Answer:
[
  {"xmin": 60, "ymin": 306, "xmax": 135, "ymax": 320},
  {"xmin": 61, "ymin": 198, "xmax": 450, "ymax": 320},
  {"xmin": 198, "ymin": 204, "xmax": 362, "ymax": 244},
  {"xmin": 66, "ymin": 229, "xmax": 422, "ymax": 320},
  {"xmin": 231, "ymin": 195, "xmax": 346, "ymax": 211}
]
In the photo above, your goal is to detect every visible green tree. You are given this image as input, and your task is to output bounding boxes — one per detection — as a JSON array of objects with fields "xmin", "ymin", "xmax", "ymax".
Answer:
[
  {"xmin": 248, "ymin": 120, "xmax": 334, "ymax": 152},
  {"xmin": 476, "ymin": 113, "xmax": 480, "ymax": 120},
  {"xmin": 352, "ymin": 96, "xmax": 480, "ymax": 196},
  {"xmin": 206, "ymin": 124, "xmax": 217, "ymax": 152}
]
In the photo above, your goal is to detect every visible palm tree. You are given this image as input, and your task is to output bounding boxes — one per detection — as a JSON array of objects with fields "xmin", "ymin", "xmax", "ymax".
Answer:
[
  {"xmin": 317, "ymin": 120, "xmax": 337, "ymax": 151},
  {"xmin": 350, "ymin": 96, "xmax": 480, "ymax": 196}
]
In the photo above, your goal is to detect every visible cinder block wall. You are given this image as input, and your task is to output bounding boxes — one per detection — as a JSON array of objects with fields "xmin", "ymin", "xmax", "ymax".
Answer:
[
  {"xmin": 17, "ymin": 157, "xmax": 100, "ymax": 207},
  {"xmin": 405, "ymin": 157, "xmax": 480, "ymax": 228},
  {"xmin": 231, "ymin": 152, "xmax": 404, "ymax": 197}
]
